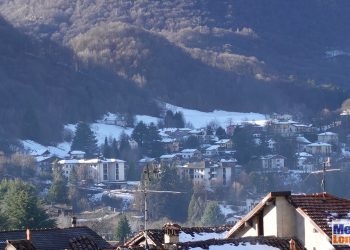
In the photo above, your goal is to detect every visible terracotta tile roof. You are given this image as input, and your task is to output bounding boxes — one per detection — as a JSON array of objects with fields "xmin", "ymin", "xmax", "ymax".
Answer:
[
  {"xmin": 0, "ymin": 226, "xmax": 112, "ymax": 250},
  {"xmin": 124, "ymin": 225, "xmax": 232, "ymax": 247},
  {"xmin": 176, "ymin": 236, "xmax": 305, "ymax": 250},
  {"xmin": 289, "ymin": 193, "xmax": 350, "ymax": 238}
]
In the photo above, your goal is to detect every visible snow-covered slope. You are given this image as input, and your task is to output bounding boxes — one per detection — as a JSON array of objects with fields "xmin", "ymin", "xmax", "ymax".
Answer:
[
  {"xmin": 165, "ymin": 104, "xmax": 268, "ymax": 128},
  {"xmin": 65, "ymin": 123, "xmax": 133, "ymax": 145},
  {"xmin": 21, "ymin": 104, "xmax": 268, "ymax": 158}
]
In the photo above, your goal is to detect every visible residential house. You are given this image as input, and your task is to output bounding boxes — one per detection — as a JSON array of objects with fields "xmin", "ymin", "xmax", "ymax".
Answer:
[
  {"xmin": 205, "ymin": 160, "xmax": 233, "ymax": 186},
  {"xmin": 69, "ymin": 150, "xmax": 86, "ymax": 159},
  {"xmin": 161, "ymin": 138, "xmax": 180, "ymax": 153},
  {"xmin": 177, "ymin": 161, "xmax": 206, "ymax": 185},
  {"xmin": 0, "ymin": 226, "xmax": 112, "ymax": 250},
  {"xmin": 35, "ymin": 155, "xmax": 61, "ymax": 176},
  {"xmin": 215, "ymin": 139, "xmax": 233, "ymax": 149},
  {"xmin": 270, "ymin": 120, "xmax": 298, "ymax": 137},
  {"xmin": 292, "ymin": 124, "xmax": 314, "ymax": 134},
  {"xmin": 122, "ymin": 223, "xmax": 303, "ymax": 250},
  {"xmin": 177, "ymin": 160, "xmax": 233, "ymax": 187},
  {"xmin": 296, "ymin": 136, "xmax": 311, "ymax": 152},
  {"xmin": 57, "ymin": 158, "xmax": 126, "ymax": 184},
  {"xmin": 260, "ymin": 155, "xmax": 286, "ymax": 172},
  {"xmin": 296, "ymin": 152, "xmax": 315, "ymax": 173},
  {"xmin": 179, "ymin": 149, "xmax": 202, "ymax": 160},
  {"xmin": 159, "ymin": 154, "xmax": 179, "ymax": 165},
  {"xmin": 305, "ymin": 142, "xmax": 332, "ymax": 155},
  {"xmin": 225, "ymin": 191, "xmax": 350, "ymax": 250},
  {"xmin": 318, "ymin": 132, "xmax": 339, "ymax": 145},
  {"xmin": 205, "ymin": 145, "xmax": 220, "ymax": 157}
]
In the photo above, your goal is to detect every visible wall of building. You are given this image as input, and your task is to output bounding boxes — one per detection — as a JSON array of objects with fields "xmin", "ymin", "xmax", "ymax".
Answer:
[
  {"xmin": 295, "ymin": 211, "xmax": 334, "ymax": 250},
  {"xmin": 263, "ymin": 204, "xmax": 277, "ymax": 236},
  {"xmin": 275, "ymin": 197, "xmax": 296, "ymax": 238}
]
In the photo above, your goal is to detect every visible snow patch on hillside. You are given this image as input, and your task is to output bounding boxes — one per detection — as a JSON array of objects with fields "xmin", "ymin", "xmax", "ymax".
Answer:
[
  {"xmin": 65, "ymin": 123, "xmax": 133, "ymax": 145},
  {"xmin": 165, "ymin": 103, "xmax": 268, "ymax": 128}
]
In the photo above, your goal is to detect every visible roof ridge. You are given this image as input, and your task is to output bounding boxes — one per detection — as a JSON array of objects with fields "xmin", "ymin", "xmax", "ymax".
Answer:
[{"xmin": 0, "ymin": 226, "xmax": 89, "ymax": 233}]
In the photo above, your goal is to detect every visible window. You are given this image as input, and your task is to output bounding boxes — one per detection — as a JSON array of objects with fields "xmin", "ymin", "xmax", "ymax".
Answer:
[
  {"xmin": 103, "ymin": 163, "xmax": 108, "ymax": 180},
  {"xmin": 115, "ymin": 163, "xmax": 119, "ymax": 180}
]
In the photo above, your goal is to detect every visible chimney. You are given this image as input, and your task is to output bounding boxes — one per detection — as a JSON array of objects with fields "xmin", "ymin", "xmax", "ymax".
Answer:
[
  {"xmin": 71, "ymin": 216, "xmax": 77, "ymax": 227},
  {"xmin": 163, "ymin": 223, "xmax": 181, "ymax": 245},
  {"xmin": 289, "ymin": 239, "xmax": 296, "ymax": 250},
  {"xmin": 26, "ymin": 228, "xmax": 32, "ymax": 241}
]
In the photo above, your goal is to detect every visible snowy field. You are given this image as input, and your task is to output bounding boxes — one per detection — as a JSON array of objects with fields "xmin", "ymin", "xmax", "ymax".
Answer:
[
  {"xmin": 21, "ymin": 103, "xmax": 268, "ymax": 155},
  {"xmin": 165, "ymin": 103, "xmax": 268, "ymax": 128},
  {"xmin": 65, "ymin": 123, "xmax": 133, "ymax": 145}
]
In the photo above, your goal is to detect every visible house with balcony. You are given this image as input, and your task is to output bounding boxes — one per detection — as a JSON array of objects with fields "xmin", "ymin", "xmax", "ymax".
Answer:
[{"xmin": 260, "ymin": 155, "xmax": 286, "ymax": 172}]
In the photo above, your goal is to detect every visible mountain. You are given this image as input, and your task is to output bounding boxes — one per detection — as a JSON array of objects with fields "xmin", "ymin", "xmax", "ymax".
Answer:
[
  {"xmin": 0, "ymin": 16, "xmax": 158, "ymax": 144},
  {"xmin": 0, "ymin": 1, "xmax": 349, "ymax": 118}
]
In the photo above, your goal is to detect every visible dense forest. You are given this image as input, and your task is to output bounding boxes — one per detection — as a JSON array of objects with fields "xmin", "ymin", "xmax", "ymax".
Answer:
[
  {"xmin": 0, "ymin": 17, "xmax": 159, "ymax": 143},
  {"xmin": 0, "ymin": 1, "xmax": 350, "ymax": 142}
]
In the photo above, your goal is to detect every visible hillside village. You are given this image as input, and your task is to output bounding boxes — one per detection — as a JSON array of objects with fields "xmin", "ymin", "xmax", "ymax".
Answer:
[{"xmin": 0, "ymin": 107, "xmax": 348, "ymax": 241}]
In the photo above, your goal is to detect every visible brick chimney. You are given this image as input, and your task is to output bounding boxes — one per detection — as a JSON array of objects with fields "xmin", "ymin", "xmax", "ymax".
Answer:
[
  {"xmin": 289, "ymin": 239, "xmax": 296, "ymax": 250},
  {"xmin": 71, "ymin": 216, "xmax": 77, "ymax": 227},
  {"xmin": 163, "ymin": 223, "xmax": 181, "ymax": 245},
  {"xmin": 26, "ymin": 228, "xmax": 32, "ymax": 241}
]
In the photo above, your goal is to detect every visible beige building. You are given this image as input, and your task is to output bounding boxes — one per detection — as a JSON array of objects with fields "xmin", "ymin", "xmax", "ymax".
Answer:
[
  {"xmin": 318, "ymin": 132, "xmax": 339, "ymax": 145},
  {"xmin": 260, "ymin": 154, "xmax": 286, "ymax": 172},
  {"xmin": 305, "ymin": 142, "xmax": 332, "ymax": 155},
  {"xmin": 177, "ymin": 160, "xmax": 232, "ymax": 187},
  {"xmin": 57, "ymin": 158, "xmax": 125, "ymax": 184},
  {"xmin": 226, "ymin": 191, "xmax": 350, "ymax": 250}
]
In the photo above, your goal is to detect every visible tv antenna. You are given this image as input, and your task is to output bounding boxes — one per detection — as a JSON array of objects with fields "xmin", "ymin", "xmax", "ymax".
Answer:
[
  {"xmin": 141, "ymin": 163, "xmax": 184, "ymax": 250},
  {"xmin": 303, "ymin": 157, "xmax": 341, "ymax": 194}
]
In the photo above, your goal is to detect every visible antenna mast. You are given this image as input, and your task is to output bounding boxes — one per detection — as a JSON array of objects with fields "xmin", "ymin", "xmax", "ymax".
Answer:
[
  {"xmin": 143, "ymin": 163, "xmax": 160, "ymax": 250},
  {"xmin": 321, "ymin": 157, "xmax": 330, "ymax": 193}
]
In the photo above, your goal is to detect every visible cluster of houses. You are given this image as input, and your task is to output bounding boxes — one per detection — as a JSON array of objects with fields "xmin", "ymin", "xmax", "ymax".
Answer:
[
  {"xmin": 2, "ymin": 190, "xmax": 348, "ymax": 249},
  {"xmin": 25, "ymin": 111, "xmax": 350, "ymax": 190},
  {"xmin": 137, "ymin": 127, "xmax": 238, "ymax": 188}
]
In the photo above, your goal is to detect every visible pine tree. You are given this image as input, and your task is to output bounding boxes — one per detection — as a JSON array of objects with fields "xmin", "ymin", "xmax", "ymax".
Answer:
[
  {"xmin": 102, "ymin": 137, "xmax": 111, "ymax": 158},
  {"xmin": 1, "ymin": 179, "xmax": 56, "ymax": 229},
  {"xmin": 71, "ymin": 122, "xmax": 98, "ymax": 157},
  {"xmin": 164, "ymin": 110, "xmax": 175, "ymax": 128},
  {"xmin": 215, "ymin": 126, "xmax": 227, "ymax": 139},
  {"xmin": 48, "ymin": 164, "xmax": 68, "ymax": 204},
  {"xmin": 111, "ymin": 138, "xmax": 119, "ymax": 158},
  {"xmin": 114, "ymin": 215, "xmax": 131, "ymax": 242},
  {"xmin": 144, "ymin": 123, "xmax": 164, "ymax": 157},
  {"xmin": 131, "ymin": 121, "xmax": 147, "ymax": 148},
  {"xmin": 119, "ymin": 132, "xmax": 131, "ymax": 160},
  {"xmin": 174, "ymin": 111, "xmax": 185, "ymax": 128},
  {"xmin": 201, "ymin": 201, "xmax": 225, "ymax": 226}
]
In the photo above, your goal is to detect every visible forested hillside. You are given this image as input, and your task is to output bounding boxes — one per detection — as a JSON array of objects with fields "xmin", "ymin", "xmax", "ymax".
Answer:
[
  {"xmin": 0, "ymin": 0, "xmax": 349, "ymax": 142},
  {"xmin": 0, "ymin": 17, "xmax": 158, "ymax": 144}
]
